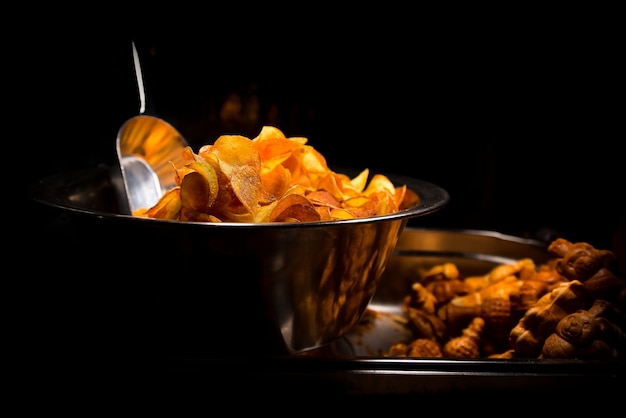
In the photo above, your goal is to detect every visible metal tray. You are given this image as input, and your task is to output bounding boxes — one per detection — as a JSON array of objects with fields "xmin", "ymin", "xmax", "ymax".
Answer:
[{"xmin": 166, "ymin": 228, "xmax": 625, "ymax": 399}]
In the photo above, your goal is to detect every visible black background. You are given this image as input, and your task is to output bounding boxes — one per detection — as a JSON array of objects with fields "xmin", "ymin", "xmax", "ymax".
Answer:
[{"xmin": 14, "ymin": 6, "xmax": 625, "ymax": 409}]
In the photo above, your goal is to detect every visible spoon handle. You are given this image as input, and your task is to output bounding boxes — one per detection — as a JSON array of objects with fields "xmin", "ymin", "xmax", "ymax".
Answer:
[{"xmin": 132, "ymin": 41, "xmax": 147, "ymax": 115}]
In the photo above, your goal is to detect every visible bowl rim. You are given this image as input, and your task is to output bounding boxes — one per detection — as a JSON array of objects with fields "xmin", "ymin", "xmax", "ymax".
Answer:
[{"xmin": 31, "ymin": 166, "xmax": 450, "ymax": 228}]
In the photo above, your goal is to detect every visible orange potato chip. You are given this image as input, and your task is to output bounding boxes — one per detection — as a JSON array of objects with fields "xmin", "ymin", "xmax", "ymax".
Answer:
[
  {"xmin": 134, "ymin": 126, "xmax": 419, "ymax": 223},
  {"xmin": 259, "ymin": 164, "xmax": 291, "ymax": 205},
  {"xmin": 305, "ymin": 190, "xmax": 342, "ymax": 209},
  {"xmin": 397, "ymin": 185, "xmax": 421, "ymax": 209},
  {"xmin": 270, "ymin": 193, "xmax": 321, "ymax": 223},
  {"xmin": 230, "ymin": 165, "xmax": 263, "ymax": 216},
  {"xmin": 329, "ymin": 208, "xmax": 355, "ymax": 220},
  {"xmin": 134, "ymin": 187, "xmax": 182, "ymax": 220},
  {"xmin": 344, "ymin": 195, "xmax": 382, "ymax": 218},
  {"xmin": 178, "ymin": 159, "xmax": 219, "ymax": 211}
]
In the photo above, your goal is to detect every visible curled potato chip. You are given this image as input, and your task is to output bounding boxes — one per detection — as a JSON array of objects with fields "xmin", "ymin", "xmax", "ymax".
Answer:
[
  {"xmin": 134, "ymin": 187, "xmax": 182, "ymax": 220},
  {"xmin": 270, "ymin": 193, "xmax": 321, "ymax": 223},
  {"xmin": 179, "ymin": 159, "xmax": 219, "ymax": 211},
  {"xmin": 343, "ymin": 195, "xmax": 381, "ymax": 218},
  {"xmin": 135, "ymin": 126, "xmax": 420, "ymax": 223},
  {"xmin": 305, "ymin": 190, "xmax": 342, "ymax": 209},
  {"xmin": 259, "ymin": 164, "xmax": 291, "ymax": 204},
  {"xmin": 228, "ymin": 165, "xmax": 262, "ymax": 219},
  {"xmin": 397, "ymin": 185, "xmax": 421, "ymax": 209}
]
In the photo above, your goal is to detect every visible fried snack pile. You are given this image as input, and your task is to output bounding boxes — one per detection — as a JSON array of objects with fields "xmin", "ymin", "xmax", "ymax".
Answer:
[
  {"xmin": 133, "ymin": 126, "xmax": 419, "ymax": 223},
  {"xmin": 386, "ymin": 238, "xmax": 626, "ymax": 360}
]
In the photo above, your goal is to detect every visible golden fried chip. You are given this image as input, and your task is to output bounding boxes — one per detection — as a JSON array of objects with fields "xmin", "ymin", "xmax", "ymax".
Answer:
[
  {"xmin": 270, "ymin": 193, "xmax": 321, "ymax": 223},
  {"xmin": 202, "ymin": 134, "xmax": 261, "ymax": 177},
  {"xmin": 347, "ymin": 195, "xmax": 385, "ymax": 218},
  {"xmin": 179, "ymin": 159, "xmax": 219, "ymax": 211},
  {"xmin": 135, "ymin": 126, "xmax": 419, "ymax": 223},
  {"xmin": 364, "ymin": 173, "xmax": 396, "ymax": 197},
  {"xmin": 134, "ymin": 187, "xmax": 181, "ymax": 220},
  {"xmin": 230, "ymin": 165, "xmax": 263, "ymax": 216},
  {"xmin": 259, "ymin": 164, "xmax": 291, "ymax": 204},
  {"xmin": 306, "ymin": 190, "xmax": 342, "ymax": 209},
  {"xmin": 397, "ymin": 185, "xmax": 421, "ymax": 210},
  {"xmin": 329, "ymin": 208, "xmax": 355, "ymax": 220}
]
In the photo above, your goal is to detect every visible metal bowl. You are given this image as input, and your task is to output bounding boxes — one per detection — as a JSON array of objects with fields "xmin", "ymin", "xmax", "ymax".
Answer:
[{"xmin": 30, "ymin": 166, "xmax": 449, "ymax": 357}]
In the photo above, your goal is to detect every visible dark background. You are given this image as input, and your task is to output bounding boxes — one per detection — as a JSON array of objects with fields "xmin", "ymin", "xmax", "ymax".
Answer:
[
  {"xmin": 23, "ymin": 12, "xmax": 623, "ymax": 265},
  {"xmin": 14, "ymin": 7, "xmax": 625, "ymax": 409}
]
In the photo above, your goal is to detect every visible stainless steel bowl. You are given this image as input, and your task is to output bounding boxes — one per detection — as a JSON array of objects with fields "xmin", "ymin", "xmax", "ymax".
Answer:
[{"xmin": 30, "ymin": 166, "xmax": 449, "ymax": 356}]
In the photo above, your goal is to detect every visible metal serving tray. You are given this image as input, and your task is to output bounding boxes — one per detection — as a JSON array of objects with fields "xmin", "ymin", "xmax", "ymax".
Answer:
[{"xmin": 165, "ymin": 228, "xmax": 624, "ymax": 400}]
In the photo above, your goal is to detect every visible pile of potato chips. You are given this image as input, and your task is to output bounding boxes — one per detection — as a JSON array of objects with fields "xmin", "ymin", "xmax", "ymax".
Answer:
[{"xmin": 133, "ymin": 126, "xmax": 420, "ymax": 223}]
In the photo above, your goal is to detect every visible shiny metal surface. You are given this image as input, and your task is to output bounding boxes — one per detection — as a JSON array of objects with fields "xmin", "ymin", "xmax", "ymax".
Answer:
[
  {"xmin": 112, "ymin": 115, "xmax": 188, "ymax": 214},
  {"xmin": 112, "ymin": 43, "xmax": 188, "ymax": 215},
  {"xmin": 30, "ymin": 166, "xmax": 449, "ymax": 355}
]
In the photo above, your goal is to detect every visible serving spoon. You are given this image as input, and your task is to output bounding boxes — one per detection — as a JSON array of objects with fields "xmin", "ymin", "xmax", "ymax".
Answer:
[{"xmin": 111, "ymin": 41, "xmax": 188, "ymax": 215}]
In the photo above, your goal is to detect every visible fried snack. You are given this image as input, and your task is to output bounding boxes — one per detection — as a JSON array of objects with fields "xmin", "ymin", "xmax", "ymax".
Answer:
[
  {"xmin": 388, "ymin": 338, "xmax": 444, "ymax": 358},
  {"xmin": 406, "ymin": 306, "xmax": 449, "ymax": 343},
  {"xmin": 133, "ymin": 126, "xmax": 420, "ymax": 223},
  {"xmin": 442, "ymin": 317, "xmax": 485, "ymax": 358},
  {"xmin": 383, "ymin": 237, "xmax": 626, "ymax": 360},
  {"xmin": 420, "ymin": 263, "xmax": 473, "ymax": 306},
  {"xmin": 463, "ymin": 258, "xmax": 536, "ymax": 292},
  {"xmin": 549, "ymin": 238, "xmax": 626, "ymax": 306},
  {"xmin": 540, "ymin": 299, "xmax": 625, "ymax": 360},
  {"xmin": 509, "ymin": 280, "xmax": 592, "ymax": 357}
]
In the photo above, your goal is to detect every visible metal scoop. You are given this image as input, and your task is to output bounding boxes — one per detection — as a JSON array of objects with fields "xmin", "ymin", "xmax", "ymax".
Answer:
[{"xmin": 111, "ymin": 42, "xmax": 188, "ymax": 215}]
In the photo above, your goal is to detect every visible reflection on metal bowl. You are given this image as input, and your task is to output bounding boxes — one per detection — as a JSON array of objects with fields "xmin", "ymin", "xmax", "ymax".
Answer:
[{"xmin": 30, "ymin": 166, "xmax": 449, "ymax": 356}]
